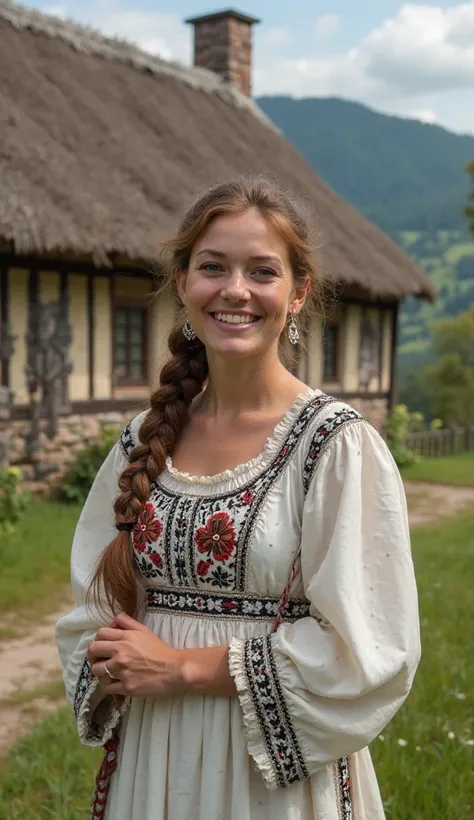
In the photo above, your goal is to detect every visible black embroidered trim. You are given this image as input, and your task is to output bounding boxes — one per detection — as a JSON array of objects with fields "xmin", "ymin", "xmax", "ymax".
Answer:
[
  {"xmin": 145, "ymin": 586, "xmax": 311, "ymax": 621},
  {"xmin": 74, "ymin": 657, "xmax": 93, "ymax": 719},
  {"xmin": 73, "ymin": 657, "xmax": 110, "ymax": 745},
  {"xmin": 244, "ymin": 635, "xmax": 309, "ymax": 788},
  {"xmin": 120, "ymin": 422, "xmax": 134, "ymax": 458},
  {"xmin": 302, "ymin": 408, "xmax": 363, "ymax": 495},
  {"xmin": 334, "ymin": 756, "xmax": 353, "ymax": 820}
]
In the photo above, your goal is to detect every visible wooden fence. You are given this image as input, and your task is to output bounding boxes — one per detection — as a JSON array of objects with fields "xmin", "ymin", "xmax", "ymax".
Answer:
[{"xmin": 406, "ymin": 426, "xmax": 474, "ymax": 458}]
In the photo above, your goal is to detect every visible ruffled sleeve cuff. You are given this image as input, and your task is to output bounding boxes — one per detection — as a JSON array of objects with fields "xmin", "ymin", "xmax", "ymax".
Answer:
[
  {"xmin": 228, "ymin": 636, "xmax": 309, "ymax": 791},
  {"xmin": 73, "ymin": 657, "xmax": 130, "ymax": 747}
]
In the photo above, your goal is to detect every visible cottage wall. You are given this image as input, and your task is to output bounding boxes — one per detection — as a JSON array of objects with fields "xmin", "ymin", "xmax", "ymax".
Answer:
[
  {"xmin": 0, "ymin": 263, "xmax": 170, "ymax": 488},
  {"xmin": 1, "ymin": 261, "xmax": 397, "ymax": 489},
  {"xmin": 301, "ymin": 303, "xmax": 395, "ymax": 427}
]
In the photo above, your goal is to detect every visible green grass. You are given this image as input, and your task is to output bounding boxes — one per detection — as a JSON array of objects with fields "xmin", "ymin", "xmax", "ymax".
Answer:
[
  {"xmin": 0, "ymin": 512, "xmax": 473, "ymax": 819},
  {"xmin": 372, "ymin": 511, "xmax": 474, "ymax": 818},
  {"xmin": 0, "ymin": 500, "xmax": 80, "ymax": 619},
  {"xmin": 0, "ymin": 676, "xmax": 66, "ymax": 709},
  {"xmin": 402, "ymin": 452, "xmax": 474, "ymax": 486},
  {"xmin": 0, "ymin": 708, "xmax": 101, "ymax": 819}
]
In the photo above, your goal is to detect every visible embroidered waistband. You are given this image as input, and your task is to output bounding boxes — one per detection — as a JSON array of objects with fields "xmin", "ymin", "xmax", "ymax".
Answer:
[{"xmin": 145, "ymin": 586, "xmax": 310, "ymax": 622}]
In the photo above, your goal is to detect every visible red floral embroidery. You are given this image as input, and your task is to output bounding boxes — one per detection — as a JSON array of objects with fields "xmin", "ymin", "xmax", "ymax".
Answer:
[
  {"xmin": 149, "ymin": 552, "xmax": 163, "ymax": 569},
  {"xmin": 197, "ymin": 560, "xmax": 211, "ymax": 577},
  {"xmin": 241, "ymin": 490, "xmax": 255, "ymax": 505},
  {"xmin": 133, "ymin": 503, "xmax": 163, "ymax": 552},
  {"xmin": 195, "ymin": 512, "xmax": 236, "ymax": 562}
]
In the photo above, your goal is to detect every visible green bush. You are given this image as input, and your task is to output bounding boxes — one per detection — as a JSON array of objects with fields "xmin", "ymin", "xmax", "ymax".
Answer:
[
  {"xmin": 60, "ymin": 426, "xmax": 120, "ymax": 504},
  {"xmin": 0, "ymin": 466, "xmax": 29, "ymax": 535},
  {"xmin": 385, "ymin": 405, "xmax": 420, "ymax": 469}
]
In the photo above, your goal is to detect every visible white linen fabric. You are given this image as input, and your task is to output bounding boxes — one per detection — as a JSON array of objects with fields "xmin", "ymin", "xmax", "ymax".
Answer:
[{"xmin": 56, "ymin": 389, "xmax": 421, "ymax": 820}]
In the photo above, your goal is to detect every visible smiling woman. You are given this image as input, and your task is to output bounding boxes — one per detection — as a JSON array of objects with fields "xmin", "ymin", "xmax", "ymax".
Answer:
[
  {"xmin": 55, "ymin": 176, "xmax": 420, "ymax": 820},
  {"xmin": 175, "ymin": 210, "xmax": 310, "ymax": 364}
]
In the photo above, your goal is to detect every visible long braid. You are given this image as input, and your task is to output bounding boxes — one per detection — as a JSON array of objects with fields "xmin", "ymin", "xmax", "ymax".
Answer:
[{"xmin": 89, "ymin": 325, "xmax": 208, "ymax": 617}]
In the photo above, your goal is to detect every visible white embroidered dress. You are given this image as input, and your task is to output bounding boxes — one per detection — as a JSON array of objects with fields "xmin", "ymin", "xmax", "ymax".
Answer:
[{"xmin": 56, "ymin": 390, "xmax": 421, "ymax": 820}]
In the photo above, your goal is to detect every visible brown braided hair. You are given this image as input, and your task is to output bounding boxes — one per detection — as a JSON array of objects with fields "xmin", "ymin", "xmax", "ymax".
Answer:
[{"xmin": 88, "ymin": 176, "xmax": 325, "ymax": 617}]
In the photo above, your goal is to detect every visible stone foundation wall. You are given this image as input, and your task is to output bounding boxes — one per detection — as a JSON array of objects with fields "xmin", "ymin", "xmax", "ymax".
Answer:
[
  {"xmin": 349, "ymin": 397, "xmax": 389, "ymax": 433},
  {"xmin": 2, "ymin": 410, "xmax": 136, "ymax": 493}
]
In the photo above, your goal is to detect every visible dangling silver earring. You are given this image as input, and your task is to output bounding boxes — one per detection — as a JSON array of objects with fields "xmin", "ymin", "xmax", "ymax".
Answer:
[
  {"xmin": 182, "ymin": 317, "xmax": 196, "ymax": 341},
  {"xmin": 287, "ymin": 314, "xmax": 300, "ymax": 345}
]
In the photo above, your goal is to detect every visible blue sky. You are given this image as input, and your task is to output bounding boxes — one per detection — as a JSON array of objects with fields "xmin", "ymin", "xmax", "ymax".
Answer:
[{"xmin": 24, "ymin": 1, "xmax": 474, "ymax": 134}]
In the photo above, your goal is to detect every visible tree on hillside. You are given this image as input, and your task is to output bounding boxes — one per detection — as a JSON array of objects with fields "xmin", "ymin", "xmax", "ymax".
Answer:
[
  {"xmin": 422, "ymin": 305, "xmax": 474, "ymax": 426},
  {"xmin": 466, "ymin": 161, "xmax": 474, "ymax": 235}
]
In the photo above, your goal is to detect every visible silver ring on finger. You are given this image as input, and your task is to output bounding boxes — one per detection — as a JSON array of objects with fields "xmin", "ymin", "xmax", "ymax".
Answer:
[{"xmin": 103, "ymin": 662, "xmax": 119, "ymax": 682}]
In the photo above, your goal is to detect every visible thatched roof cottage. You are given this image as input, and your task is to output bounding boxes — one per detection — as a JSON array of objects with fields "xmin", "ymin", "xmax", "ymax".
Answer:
[{"xmin": 0, "ymin": 1, "xmax": 434, "ymax": 485}]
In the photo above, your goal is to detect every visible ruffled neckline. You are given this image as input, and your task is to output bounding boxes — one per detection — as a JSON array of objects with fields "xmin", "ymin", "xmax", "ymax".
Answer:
[{"xmin": 163, "ymin": 388, "xmax": 319, "ymax": 490}]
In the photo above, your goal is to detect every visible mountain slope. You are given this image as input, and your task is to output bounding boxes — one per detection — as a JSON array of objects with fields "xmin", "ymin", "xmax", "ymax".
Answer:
[
  {"xmin": 257, "ymin": 96, "xmax": 474, "ymax": 234},
  {"xmin": 256, "ymin": 95, "xmax": 474, "ymax": 359}
]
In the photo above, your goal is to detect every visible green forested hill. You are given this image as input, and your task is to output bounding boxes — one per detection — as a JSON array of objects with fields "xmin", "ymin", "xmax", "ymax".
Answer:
[
  {"xmin": 257, "ymin": 96, "xmax": 474, "ymax": 234},
  {"xmin": 256, "ymin": 95, "xmax": 474, "ymax": 358}
]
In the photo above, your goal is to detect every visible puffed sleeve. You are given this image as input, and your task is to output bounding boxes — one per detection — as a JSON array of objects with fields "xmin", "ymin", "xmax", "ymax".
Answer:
[
  {"xmin": 228, "ymin": 418, "xmax": 421, "ymax": 790},
  {"xmin": 55, "ymin": 422, "xmax": 138, "ymax": 746}
]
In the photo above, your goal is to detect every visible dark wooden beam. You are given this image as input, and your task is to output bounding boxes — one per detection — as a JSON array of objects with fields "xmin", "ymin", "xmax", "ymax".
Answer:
[
  {"xmin": 388, "ymin": 303, "xmax": 400, "ymax": 413},
  {"xmin": 87, "ymin": 275, "xmax": 95, "ymax": 399},
  {"xmin": 0, "ymin": 264, "xmax": 9, "ymax": 386},
  {"xmin": 0, "ymin": 253, "xmax": 154, "ymax": 279}
]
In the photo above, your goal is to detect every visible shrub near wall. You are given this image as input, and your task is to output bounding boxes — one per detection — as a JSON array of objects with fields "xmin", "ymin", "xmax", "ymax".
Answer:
[
  {"xmin": 0, "ymin": 466, "xmax": 29, "ymax": 534},
  {"xmin": 60, "ymin": 426, "xmax": 120, "ymax": 505}
]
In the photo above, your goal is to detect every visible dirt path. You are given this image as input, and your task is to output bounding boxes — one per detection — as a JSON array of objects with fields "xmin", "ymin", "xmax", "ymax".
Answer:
[
  {"xmin": 404, "ymin": 480, "xmax": 474, "ymax": 527},
  {"xmin": 1, "ymin": 480, "xmax": 474, "ymax": 751},
  {"xmin": 0, "ymin": 606, "xmax": 70, "ymax": 749}
]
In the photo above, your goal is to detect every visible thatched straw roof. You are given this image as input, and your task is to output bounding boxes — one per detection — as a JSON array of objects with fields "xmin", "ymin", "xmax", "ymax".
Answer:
[{"xmin": 0, "ymin": 0, "xmax": 434, "ymax": 301}]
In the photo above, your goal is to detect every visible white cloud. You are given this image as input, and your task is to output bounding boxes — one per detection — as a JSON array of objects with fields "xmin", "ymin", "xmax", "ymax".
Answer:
[
  {"xmin": 314, "ymin": 14, "xmax": 340, "ymax": 39},
  {"xmin": 32, "ymin": 1, "xmax": 474, "ymax": 133},
  {"xmin": 261, "ymin": 27, "xmax": 292, "ymax": 48},
  {"xmin": 45, "ymin": 4, "xmax": 68, "ymax": 18},
  {"xmin": 40, "ymin": 1, "xmax": 190, "ymax": 62},
  {"xmin": 95, "ymin": 10, "xmax": 189, "ymax": 60},
  {"xmin": 255, "ymin": 2, "xmax": 474, "ymax": 131},
  {"xmin": 405, "ymin": 108, "xmax": 437, "ymax": 124},
  {"xmin": 362, "ymin": 3, "xmax": 474, "ymax": 95}
]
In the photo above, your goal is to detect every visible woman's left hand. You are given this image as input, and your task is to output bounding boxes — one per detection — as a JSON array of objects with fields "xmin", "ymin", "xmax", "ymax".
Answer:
[{"xmin": 88, "ymin": 613, "xmax": 184, "ymax": 698}]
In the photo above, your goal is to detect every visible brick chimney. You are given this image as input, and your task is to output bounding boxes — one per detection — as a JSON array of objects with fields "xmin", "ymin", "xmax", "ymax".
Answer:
[{"xmin": 185, "ymin": 9, "xmax": 260, "ymax": 97}]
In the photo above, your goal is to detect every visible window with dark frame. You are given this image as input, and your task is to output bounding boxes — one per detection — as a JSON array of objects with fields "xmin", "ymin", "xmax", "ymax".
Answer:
[
  {"xmin": 114, "ymin": 305, "xmax": 148, "ymax": 385},
  {"xmin": 323, "ymin": 322, "xmax": 340, "ymax": 382}
]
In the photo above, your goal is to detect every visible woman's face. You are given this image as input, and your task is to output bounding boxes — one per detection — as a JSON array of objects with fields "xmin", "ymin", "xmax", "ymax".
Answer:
[{"xmin": 176, "ymin": 209, "xmax": 308, "ymax": 362}]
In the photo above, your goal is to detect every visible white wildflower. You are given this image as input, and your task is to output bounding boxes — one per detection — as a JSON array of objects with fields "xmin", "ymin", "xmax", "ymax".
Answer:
[
  {"xmin": 448, "ymin": 732, "xmax": 456, "ymax": 740},
  {"xmin": 378, "ymin": 735, "xmax": 385, "ymax": 742},
  {"xmin": 397, "ymin": 739, "xmax": 408, "ymax": 747},
  {"xmin": 464, "ymin": 739, "xmax": 474, "ymax": 747},
  {"xmin": 416, "ymin": 746, "xmax": 421, "ymax": 751},
  {"xmin": 454, "ymin": 693, "xmax": 466, "ymax": 701}
]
